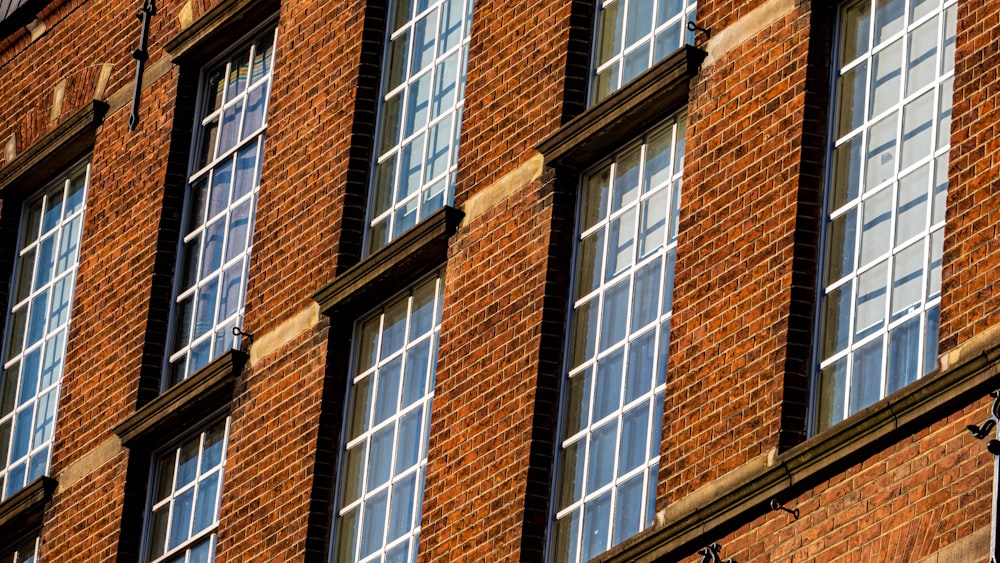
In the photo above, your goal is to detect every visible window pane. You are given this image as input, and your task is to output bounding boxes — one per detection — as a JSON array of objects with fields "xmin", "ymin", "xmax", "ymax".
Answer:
[
  {"xmin": 554, "ymin": 114, "xmax": 684, "ymax": 558},
  {"xmin": 166, "ymin": 28, "xmax": 277, "ymax": 388},
  {"xmin": 591, "ymin": 0, "xmax": 697, "ymax": 103},
  {"xmin": 146, "ymin": 419, "xmax": 229, "ymax": 563},
  {"xmin": 367, "ymin": 0, "xmax": 474, "ymax": 252},
  {"xmin": 333, "ymin": 273, "xmax": 444, "ymax": 560},
  {"xmin": 814, "ymin": 0, "xmax": 953, "ymax": 431},
  {"xmin": 0, "ymin": 160, "xmax": 89, "ymax": 501}
]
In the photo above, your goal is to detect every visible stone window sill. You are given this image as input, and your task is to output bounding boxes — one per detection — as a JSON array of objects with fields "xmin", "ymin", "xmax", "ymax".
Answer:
[
  {"xmin": 114, "ymin": 350, "xmax": 247, "ymax": 448},
  {"xmin": 536, "ymin": 45, "xmax": 706, "ymax": 172},
  {"xmin": 313, "ymin": 206, "xmax": 464, "ymax": 319}
]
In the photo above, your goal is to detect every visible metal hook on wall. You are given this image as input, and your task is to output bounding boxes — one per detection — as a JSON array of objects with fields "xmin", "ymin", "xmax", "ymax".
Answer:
[
  {"xmin": 770, "ymin": 499, "xmax": 800, "ymax": 520},
  {"xmin": 687, "ymin": 20, "xmax": 711, "ymax": 44},
  {"xmin": 233, "ymin": 326, "xmax": 255, "ymax": 345}
]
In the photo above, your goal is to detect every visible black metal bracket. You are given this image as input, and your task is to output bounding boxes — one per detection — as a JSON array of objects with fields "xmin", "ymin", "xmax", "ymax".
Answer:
[
  {"xmin": 967, "ymin": 390, "xmax": 1000, "ymax": 455},
  {"xmin": 687, "ymin": 21, "xmax": 711, "ymax": 44},
  {"xmin": 129, "ymin": 0, "xmax": 157, "ymax": 131},
  {"xmin": 232, "ymin": 326, "xmax": 255, "ymax": 345},
  {"xmin": 698, "ymin": 542, "xmax": 735, "ymax": 563},
  {"xmin": 770, "ymin": 499, "xmax": 800, "ymax": 520}
]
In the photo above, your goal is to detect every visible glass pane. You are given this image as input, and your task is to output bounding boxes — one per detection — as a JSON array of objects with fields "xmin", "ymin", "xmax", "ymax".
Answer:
[
  {"xmin": 840, "ymin": 0, "xmax": 871, "ymax": 65},
  {"xmin": 562, "ymin": 368, "xmax": 591, "ymax": 440},
  {"xmin": 613, "ymin": 474, "xmax": 644, "ymax": 544},
  {"xmin": 596, "ymin": 0, "xmax": 623, "ymax": 66},
  {"xmin": 900, "ymin": 90, "xmax": 934, "ymax": 169},
  {"xmin": 850, "ymin": 337, "xmax": 884, "ymax": 413},
  {"xmin": 888, "ymin": 315, "xmax": 920, "ymax": 393},
  {"xmin": 612, "ymin": 147, "xmax": 641, "ymax": 212},
  {"xmin": 895, "ymin": 164, "xmax": 929, "ymax": 245},
  {"xmin": 906, "ymin": 15, "xmax": 938, "ymax": 96},
  {"xmin": 890, "ymin": 241, "xmax": 923, "ymax": 321},
  {"xmin": 606, "ymin": 209, "xmax": 636, "ymax": 280},
  {"xmin": 581, "ymin": 166, "xmax": 611, "ymax": 231},
  {"xmin": 600, "ymin": 278, "xmax": 630, "ymax": 351},
  {"xmin": 870, "ymin": 39, "xmax": 902, "ymax": 118},
  {"xmin": 855, "ymin": 261, "xmax": 887, "ymax": 339},
  {"xmin": 824, "ymin": 209, "xmax": 857, "ymax": 285},
  {"xmin": 874, "ymin": 0, "xmax": 904, "ymax": 44},
  {"xmin": 836, "ymin": 62, "xmax": 867, "ymax": 138},
  {"xmin": 581, "ymin": 493, "xmax": 612, "ymax": 560},
  {"xmin": 816, "ymin": 358, "xmax": 847, "ymax": 432},
  {"xmin": 587, "ymin": 421, "xmax": 617, "ymax": 490}
]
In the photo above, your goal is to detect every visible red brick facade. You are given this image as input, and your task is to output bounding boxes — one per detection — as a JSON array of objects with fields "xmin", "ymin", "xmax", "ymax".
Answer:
[{"xmin": 1, "ymin": 0, "xmax": 999, "ymax": 561}]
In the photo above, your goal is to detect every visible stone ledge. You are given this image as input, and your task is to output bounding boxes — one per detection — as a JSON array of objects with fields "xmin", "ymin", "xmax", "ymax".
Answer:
[
  {"xmin": 313, "ymin": 206, "xmax": 464, "ymax": 319},
  {"xmin": 596, "ymin": 324, "xmax": 1000, "ymax": 562},
  {"xmin": 0, "ymin": 100, "xmax": 108, "ymax": 200},
  {"xmin": 536, "ymin": 45, "xmax": 705, "ymax": 172},
  {"xmin": 114, "ymin": 350, "xmax": 247, "ymax": 448},
  {"xmin": 165, "ymin": 0, "xmax": 280, "ymax": 64},
  {"xmin": 0, "ymin": 476, "xmax": 56, "ymax": 544}
]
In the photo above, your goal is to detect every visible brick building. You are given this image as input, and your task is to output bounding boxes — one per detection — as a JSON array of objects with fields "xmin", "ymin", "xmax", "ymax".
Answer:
[{"xmin": 0, "ymin": 0, "xmax": 998, "ymax": 560}]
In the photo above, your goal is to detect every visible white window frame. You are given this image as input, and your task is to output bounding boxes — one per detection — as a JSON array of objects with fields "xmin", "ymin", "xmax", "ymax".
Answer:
[
  {"xmin": 140, "ymin": 415, "xmax": 230, "ymax": 563},
  {"xmin": 364, "ymin": 0, "xmax": 474, "ymax": 255},
  {"xmin": 811, "ymin": 0, "xmax": 956, "ymax": 433},
  {"xmin": 550, "ymin": 112, "xmax": 685, "ymax": 563},
  {"xmin": 164, "ymin": 24, "xmax": 278, "ymax": 388},
  {"xmin": 0, "ymin": 158, "xmax": 89, "ymax": 501},
  {"xmin": 330, "ymin": 272, "xmax": 444, "ymax": 563},
  {"xmin": 589, "ymin": 0, "xmax": 696, "ymax": 105}
]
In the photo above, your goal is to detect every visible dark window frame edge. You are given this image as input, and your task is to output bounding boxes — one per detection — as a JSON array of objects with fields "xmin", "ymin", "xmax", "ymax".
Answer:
[
  {"xmin": 164, "ymin": 0, "xmax": 281, "ymax": 65},
  {"xmin": 536, "ymin": 45, "xmax": 706, "ymax": 172},
  {"xmin": 594, "ymin": 326, "xmax": 1000, "ymax": 563},
  {"xmin": 0, "ymin": 100, "xmax": 108, "ymax": 200},
  {"xmin": 0, "ymin": 475, "xmax": 57, "ymax": 545},
  {"xmin": 312, "ymin": 206, "xmax": 464, "ymax": 319},
  {"xmin": 113, "ymin": 349, "xmax": 248, "ymax": 448}
]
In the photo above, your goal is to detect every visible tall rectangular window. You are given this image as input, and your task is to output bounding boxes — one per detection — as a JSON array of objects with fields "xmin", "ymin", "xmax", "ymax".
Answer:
[
  {"xmin": 551, "ymin": 114, "xmax": 685, "ymax": 562},
  {"xmin": 814, "ymin": 0, "xmax": 956, "ymax": 432},
  {"xmin": 590, "ymin": 0, "xmax": 696, "ymax": 104},
  {"xmin": 142, "ymin": 417, "xmax": 229, "ymax": 563},
  {"xmin": 332, "ymin": 273, "xmax": 443, "ymax": 563},
  {"xmin": 366, "ymin": 0, "xmax": 473, "ymax": 254},
  {"xmin": 165, "ymin": 26, "xmax": 277, "ymax": 387},
  {"xmin": 0, "ymin": 160, "xmax": 89, "ymax": 500}
]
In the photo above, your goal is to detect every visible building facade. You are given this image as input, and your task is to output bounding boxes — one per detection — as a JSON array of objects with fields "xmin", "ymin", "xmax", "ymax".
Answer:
[{"xmin": 0, "ymin": 0, "xmax": 998, "ymax": 561}]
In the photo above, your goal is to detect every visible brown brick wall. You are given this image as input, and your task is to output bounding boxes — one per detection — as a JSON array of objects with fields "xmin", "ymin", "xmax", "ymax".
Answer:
[
  {"xmin": 683, "ymin": 400, "xmax": 993, "ymax": 563},
  {"xmin": 244, "ymin": 0, "xmax": 377, "ymax": 335},
  {"xmin": 421, "ymin": 171, "xmax": 573, "ymax": 562},
  {"xmin": 215, "ymin": 323, "xmax": 330, "ymax": 562},
  {"xmin": 940, "ymin": 0, "xmax": 1000, "ymax": 353},
  {"xmin": 454, "ymin": 0, "xmax": 591, "ymax": 206},
  {"xmin": 1, "ymin": 0, "xmax": 999, "ymax": 560},
  {"xmin": 660, "ymin": 3, "xmax": 817, "ymax": 505}
]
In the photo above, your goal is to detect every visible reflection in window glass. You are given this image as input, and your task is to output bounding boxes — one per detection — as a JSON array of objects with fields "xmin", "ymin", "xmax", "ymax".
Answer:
[
  {"xmin": 551, "ymin": 113, "xmax": 685, "ymax": 562},
  {"xmin": 166, "ymin": 27, "xmax": 277, "ymax": 387},
  {"xmin": 814, "ymin": 0, "xmax": 955, "ymax": 432},
  {"xmin": 0, "ymin": 160, "xmax": 89, "ymax": 501},
  {"xmin": 144, "ymin": 418, "xmax": 229, "ymax": 563},
  {"xmin": 590, "ymin": 0, "xmax": 697, "ymax": 104},
  {"xmin": 367, "ymin": 0, "xmax": 474, "ymax": 254},
  {"xmin": 332, "ymin": 274, "xmax": 444, "ymax": 563}
]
